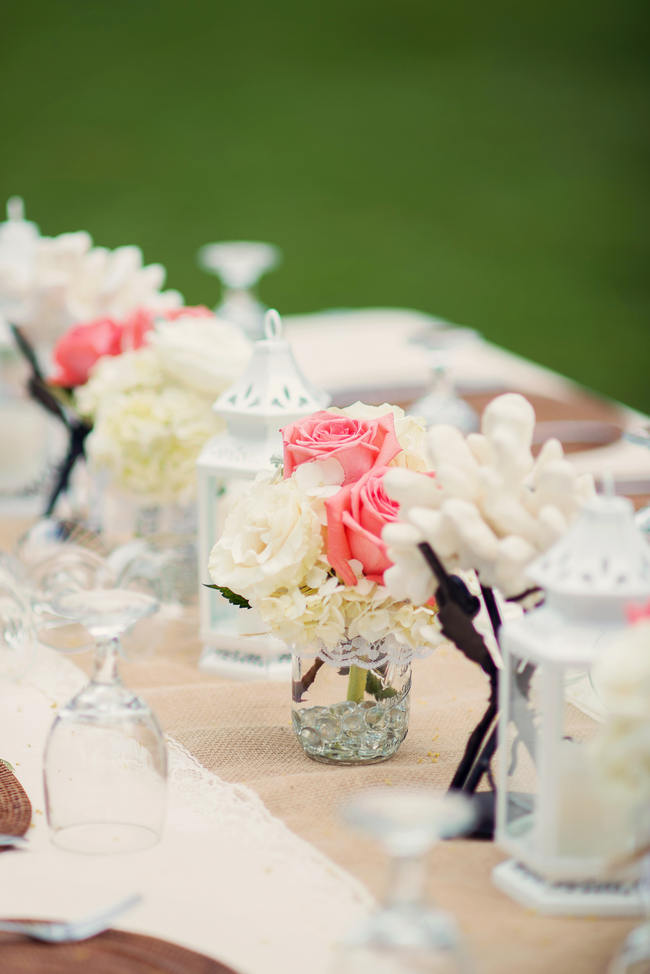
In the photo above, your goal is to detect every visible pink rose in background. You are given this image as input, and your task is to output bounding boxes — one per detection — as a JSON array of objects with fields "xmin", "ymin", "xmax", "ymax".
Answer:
[
  {"xmin": 163, "ymin": 305, "xmax": 213, "ymax": 321},
  {"xmin": 49, "ymin": 305, "xmax": 214, "ymax": 386},
  {"xmin": 49, "ymin": 317, "xmax": 123, "ymax": 386},
  {"xmin": 118, "ymin": 308, "xmax": 156, "ymax": 351},
  {"xmin": 325, "ymin": 466, "xmax": 400, "ymax": 586},
  {"xmin": 281, "ymin": 411, "xmax": 402, "ymax": 484}
]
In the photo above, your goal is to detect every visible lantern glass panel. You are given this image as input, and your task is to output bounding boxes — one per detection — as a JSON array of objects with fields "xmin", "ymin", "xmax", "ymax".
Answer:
[
  {"xmin": 501, "ymin": 649, "xmax": 632, "ymax": 880},
  {"xmin": 503, "ymin": 653, "xmax": 540, "ymax": 851}
]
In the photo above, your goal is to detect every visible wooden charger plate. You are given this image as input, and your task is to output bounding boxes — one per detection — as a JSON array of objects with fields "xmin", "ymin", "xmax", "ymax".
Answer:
[
  {"xmin": 0, "ymin": 763, "xmax": 31, "ymax": 844},
  {"xmin": 331, "ymin": 384, "xmax": 625, "ymax": 456},
  {"xmin": 0, "ymin": 929, "xmax": 240, "ymax": 974}
]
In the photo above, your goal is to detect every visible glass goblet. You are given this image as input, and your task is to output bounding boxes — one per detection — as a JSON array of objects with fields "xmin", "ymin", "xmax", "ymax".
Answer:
[
  {"xmin": 409, "ymin": 327, "xmax": 482, "ymax": 434},
  {"xmin": 0, "ymin": 562, "xmax": 35, "ymax": 681},
  {"xmin": 335, "ymin": 787, "xmax": 476, "ymax": 973},
  {"xmin": 43, "ymin": 588, "xmax": 167, "ymax": 854},
  {"xmin": 197, "ymin": 239, "xmax": 281, "ymax": 340}
]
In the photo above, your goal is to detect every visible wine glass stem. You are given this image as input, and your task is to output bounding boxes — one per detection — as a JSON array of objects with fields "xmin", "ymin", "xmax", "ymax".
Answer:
[
  {"xmin": 428, "ymin": 361, "xmax": 454, "ymax": 398},
  {"xmin": 386, "ymin": 853, "xmax": 427, "ymax": 908},
  {"xmin": 92, "ymin": 636, "xmax": 122, "ymax": 685}
]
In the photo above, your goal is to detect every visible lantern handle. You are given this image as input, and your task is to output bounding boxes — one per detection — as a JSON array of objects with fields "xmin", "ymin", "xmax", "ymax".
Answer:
[{"xmin": 263, "ymin": 308, "xmax": 283, "ymax": 340}]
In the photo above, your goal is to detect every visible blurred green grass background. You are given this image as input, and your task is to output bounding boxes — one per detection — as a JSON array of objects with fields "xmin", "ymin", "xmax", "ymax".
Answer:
[{"xmin": 1, "ymin": 0, "xmax": 648, "ymax": 410}]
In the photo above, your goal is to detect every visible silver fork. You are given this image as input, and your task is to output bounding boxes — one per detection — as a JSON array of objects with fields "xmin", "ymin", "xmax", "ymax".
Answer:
[{"xmin": 0, "ymin": 892, "xmax": 142, "ymax": 943}]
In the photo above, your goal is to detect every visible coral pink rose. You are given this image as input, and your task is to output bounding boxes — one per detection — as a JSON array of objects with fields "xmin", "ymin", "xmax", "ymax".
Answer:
[
  {"xmin": 118, "ymin": 308, "xmax": 156, "ymax": 351},
  {"xmin": 281, "ymin": 411, "xmax": 402, "ymax": 485},
  {"xmin": 50, "ymin": 305, "xmax": 214, "ymax": 386},
  {"xmin": 325, "ymin": 466, "xmax": 400, "ymax": 586},
  {"xmin": 163, "ymin": 305, "xmax": 213, "ymax": 321},
  {"xmin": 117, "ymin": 305, "xmax": 213, "ymax": 350},
  {"xmin": 50, "ymin": 318, "xmax": 124, "ymax": 386}
]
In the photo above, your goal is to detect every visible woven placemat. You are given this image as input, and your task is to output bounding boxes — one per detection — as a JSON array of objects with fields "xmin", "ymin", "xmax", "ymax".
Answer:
[
  {"xmin": 0, "ymin": 763, "xmax": 32, "ymax": 844},
  {"xmin": 0, "ymin": 928, "xmax": 239, "ymax": 973}
]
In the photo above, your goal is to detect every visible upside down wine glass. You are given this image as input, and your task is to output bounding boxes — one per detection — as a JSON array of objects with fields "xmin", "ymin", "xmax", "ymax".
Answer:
[
  {"xmin": 197, "ymin": 240, "xmax": 280, "ymax": 340},
  {"xmin": 335, "ymin": 788, "xmax": 476, "ymax": 973},
  {"xmin": 44, "ymin": 588, "xmax": 167, "ymax": 853},
  {"xmin": 409, "ymin": 326, "xmax": 482, "ymax": 434}
]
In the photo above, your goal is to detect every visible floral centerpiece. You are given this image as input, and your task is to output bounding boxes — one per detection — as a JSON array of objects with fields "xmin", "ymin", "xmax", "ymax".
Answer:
[
  {"xmin": 208, "ymin": 403, "xmax": 442, "ymax": 765},
  {"xmin": 61, "ymin": 306, "xmax": 251, "ymax": 508},
  {"xmin": 0, "ymin": 201, "xmax": 184, "ymax": 509},
  {"xmin": 0, "ymin": 201, "xmax": 181, "ymax": 348}
]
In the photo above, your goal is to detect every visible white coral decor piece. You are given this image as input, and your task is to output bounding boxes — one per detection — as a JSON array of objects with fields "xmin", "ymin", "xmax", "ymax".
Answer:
[{"xmin": 382, "ymin": 393, "xmax": 595, "ymax": 600}]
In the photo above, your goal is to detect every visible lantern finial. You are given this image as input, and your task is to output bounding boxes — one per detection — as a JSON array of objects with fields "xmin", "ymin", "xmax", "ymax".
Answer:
[{"xmin": 263, "ymin": 308, "xmax": 282, "ymax": 340}]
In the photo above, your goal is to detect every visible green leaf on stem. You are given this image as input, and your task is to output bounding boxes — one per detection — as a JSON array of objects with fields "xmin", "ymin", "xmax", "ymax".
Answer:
[
  {"xmin": 366, "ymin": 672, "xmax": 398, "ymax": 700},
  {"xmin": 203, "ymin": 584, "xmax": 251, "ymax": 609}
]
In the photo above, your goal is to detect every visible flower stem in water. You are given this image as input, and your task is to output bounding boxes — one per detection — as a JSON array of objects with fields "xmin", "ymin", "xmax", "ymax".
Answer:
[{"xmin": 346, "ymin": 664, "xmax": 367, "ymax": 703}]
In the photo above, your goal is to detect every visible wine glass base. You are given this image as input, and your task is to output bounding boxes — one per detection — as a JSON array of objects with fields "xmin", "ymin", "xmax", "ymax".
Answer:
[{"xmin": 51, "ymin": 822, "xmax": 161, "ymax": 855}]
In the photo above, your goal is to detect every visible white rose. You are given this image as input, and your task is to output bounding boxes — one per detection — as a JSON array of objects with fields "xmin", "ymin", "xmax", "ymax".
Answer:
[
  {"xmin": 208, "ymin": 476, "xmax": 324, "ymax": 601},
  {"xmin": 147, "ymin": 314, "xmax": 252, "ymax": 399}
]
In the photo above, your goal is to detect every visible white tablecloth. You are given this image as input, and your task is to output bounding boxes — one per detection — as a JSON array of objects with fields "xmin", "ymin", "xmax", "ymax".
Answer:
[{"xmin": 0, "ymin": 642, "xmax": 371, "ymax": 973}]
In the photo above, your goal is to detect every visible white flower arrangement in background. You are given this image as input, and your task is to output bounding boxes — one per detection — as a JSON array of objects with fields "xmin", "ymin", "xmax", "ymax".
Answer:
[
  {"xmin": 79, "ymin": 311, "xmax": 252, "ymax": 503},
  {"xmin": 591, "ymin": 616, "xmax": 650, "ymax": 805},
  {"xmin": 0, "ymin": 203, "xmax": 182, "ymax": 345},
  {"xmin": 382, "ymin": 393, "xmax": 595, "ymax": 601}
]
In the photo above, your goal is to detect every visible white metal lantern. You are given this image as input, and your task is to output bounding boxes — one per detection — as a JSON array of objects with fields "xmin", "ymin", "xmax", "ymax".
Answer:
[
  {"xmin": 196, "ymin": 309, "xmax": 330, "ymax": 679},
  {"xmin": 493, "ymin": 493, "xmax": 650, "ymax": 915}
]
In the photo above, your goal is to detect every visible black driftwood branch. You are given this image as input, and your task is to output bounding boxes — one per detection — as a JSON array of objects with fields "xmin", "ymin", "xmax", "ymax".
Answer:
[
  {"xmin": 292, "ymin": 657, "xmax": 324, "ymax": 702},
  {"xmin": 417, "ymin": 542, "xmax": 501, "ymax": 795},
  {"xmin": 10, "ymin": 325, "xmax": 91, "ymax": 516}
]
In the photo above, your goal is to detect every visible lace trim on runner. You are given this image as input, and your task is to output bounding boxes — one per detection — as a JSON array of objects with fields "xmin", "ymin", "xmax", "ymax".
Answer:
[
  {"xmin": 293, "ymin": 634, "xmax": 436, "ymax": 669},
  {"xmin": 166, "ymin": 737, "xmax": 373, "ymax": 904}
]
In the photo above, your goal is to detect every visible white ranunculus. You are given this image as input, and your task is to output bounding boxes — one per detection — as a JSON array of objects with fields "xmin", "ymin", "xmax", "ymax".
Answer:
[
  {"xmin": 147, "ymin": 314, "xmax": 252, "ymax": 399},
  {"xmin": 208, "ymin": 476, "xmax": 324, "ymax": 602}
]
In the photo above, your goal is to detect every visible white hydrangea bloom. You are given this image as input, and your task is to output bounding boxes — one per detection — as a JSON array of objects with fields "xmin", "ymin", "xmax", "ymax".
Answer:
[
  {"xmin": 591, "ymin": 621, "xmax": 650, "ymax": 802},
  {"xmin": 87, "ymin": 386, "xmax": 220, "ymax": 502},
  {"xmin": 75, "ymin": 348, "xmax": 165, "ymax": 419},
  {"xmin": 383, "ymin": 393, "xmax": 595, "ymax": 599}
]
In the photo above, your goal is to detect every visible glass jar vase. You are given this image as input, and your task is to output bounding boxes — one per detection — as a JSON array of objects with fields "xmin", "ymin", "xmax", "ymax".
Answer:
[{"xmin": 291, "ymin": 640, "xmax": 411, "ymax": 765}]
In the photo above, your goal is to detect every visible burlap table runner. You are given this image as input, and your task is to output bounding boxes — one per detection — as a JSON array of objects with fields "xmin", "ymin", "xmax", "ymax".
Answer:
[
  {"xmin": 55, "ymin": 615, "xmax": 630, "ymax": 974},
  {"xmin": 1, "ymin": 375, "xmax": 642, "ymax": 974}
]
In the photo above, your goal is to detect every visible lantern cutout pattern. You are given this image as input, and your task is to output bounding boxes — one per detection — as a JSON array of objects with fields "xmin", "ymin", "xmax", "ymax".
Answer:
[
  {"xmin": 196, "ymin": 309, "xmax": 330, "ymax": 679},
  {"xmin": 493, "ymin": 492, "xmax": 650, "ymax": 916}
]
